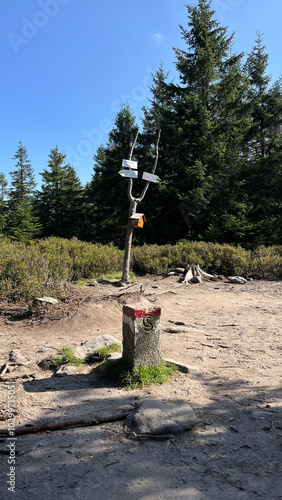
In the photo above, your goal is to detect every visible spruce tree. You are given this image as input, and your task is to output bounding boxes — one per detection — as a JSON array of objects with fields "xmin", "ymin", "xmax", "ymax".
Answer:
[
  {"xmin": 242, "ymin": 35, "xmax": 282, "ymax": 245},
  {"xmin": 9, "ymin": 141, "xmax": 36, "ymax": 205},
  {"xmin": 6, "ymin": 142, "xmax": 40, "ymax": 241},
  {"xmin": 37, "ymin": 146, "xmax": 83, "ymax": 238},
  {"xmin": 141, "ymin": 65, "xmax": 183, "ymax": 243},
  {"xmin": 87, "ymin": 105, "xmax": 139, "ymax": 245},
  {"xmin": 0, "ymin": 173, "xmax": 8, "ymax": 233},
  {"xmin": 148, "ymin": 0, "xmax": 245, "ymax": 241},
  {"xmin": 244, "ymin": 32, "xmax": 272, "ymax": 159}
]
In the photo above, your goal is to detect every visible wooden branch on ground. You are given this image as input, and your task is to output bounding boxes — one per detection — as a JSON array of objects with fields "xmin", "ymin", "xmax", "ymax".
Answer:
[{"xmin": 0, "ymin": 411, "xmax": 130, "ymax": 436}]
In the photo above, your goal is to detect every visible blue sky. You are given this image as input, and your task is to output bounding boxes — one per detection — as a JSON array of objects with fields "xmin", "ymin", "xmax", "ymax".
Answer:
[{"xmin": 1, "ymin": 0, "xmax": 282, "ymax": 187}]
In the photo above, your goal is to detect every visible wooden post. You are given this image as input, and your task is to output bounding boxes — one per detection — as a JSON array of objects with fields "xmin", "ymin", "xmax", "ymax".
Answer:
[
  {"xmin": 121, "ymin": 199, "xmax": 137, "ymax": 283},
  {"xmin": 120, "ymin": 129, "xmax": 161, "ymax": 284}
]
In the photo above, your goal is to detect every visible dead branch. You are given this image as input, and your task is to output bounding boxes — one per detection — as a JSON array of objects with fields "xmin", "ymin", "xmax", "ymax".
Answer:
[
  {"xmin": 0, "ymin": 411, "xmax": 130, "ymax": 437},
  {"xmin": 127, "ymin": 128, "xmax": 140, "ymax": 203},
  {"xmin": 139, "ymin": 129, "xmax": 161, "ymax": 203},
  {"xmin": 148, "ymin": 290, "xmax": 178, "ymax": 296}
]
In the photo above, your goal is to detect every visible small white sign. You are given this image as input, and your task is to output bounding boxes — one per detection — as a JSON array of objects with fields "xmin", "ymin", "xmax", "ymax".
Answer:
[
  {"xmin": 119, "ymin": 170, "xmax": 138, "ymax": 179},
  {"xmin": 122, "ymin": 159, "xmax": 138, "ymax": 170},
  {"xmin": 142, "ymin": 172, "xmax": 161, "ymax": 183}
]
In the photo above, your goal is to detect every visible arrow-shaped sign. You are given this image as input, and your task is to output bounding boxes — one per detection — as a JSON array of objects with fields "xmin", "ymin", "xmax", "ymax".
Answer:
[
  {"xmin": 142, "ymin": 172, "xmax": 161, "ymax": 183},
  {"xmin": 119, "ymin": 170, "xmax": 138, "ymax": 179},
  {"xmin": 122, "ymin": 159, "xmax": 138, "ymax": 170}
]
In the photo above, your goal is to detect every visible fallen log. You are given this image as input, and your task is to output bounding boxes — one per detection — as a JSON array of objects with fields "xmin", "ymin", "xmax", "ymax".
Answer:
[{"xmin": 0, "ymin": 411, "xmax": 130, "ymax": 436}]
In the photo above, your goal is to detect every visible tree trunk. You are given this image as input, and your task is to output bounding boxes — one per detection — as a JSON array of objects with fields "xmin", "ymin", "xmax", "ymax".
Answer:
[{"xmin": 121, "ymin": 199, "xmax": 137, "ymax": 283}]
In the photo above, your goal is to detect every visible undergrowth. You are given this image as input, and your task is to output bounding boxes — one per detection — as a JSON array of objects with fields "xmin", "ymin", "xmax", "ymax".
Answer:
[{"xmin": 0, "ymin": 237, "xmax": 281, "ymax": 312}]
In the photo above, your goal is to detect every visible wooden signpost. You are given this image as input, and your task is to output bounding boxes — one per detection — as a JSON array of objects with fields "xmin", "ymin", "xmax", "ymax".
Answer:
[
  {"xmin": 122, "ymin": 159, "xmax": 138, "ymax": 170},
  {"xmin": 120, "ymin": 129, "xmax": 161, "ymax": 283},
  {"xmin": 119, "ymin": 170, "xmax": 138, "ymax": 179},
  {"xmin": 142, "ymin": 172, "xmax": 160, "ymax": 183}
]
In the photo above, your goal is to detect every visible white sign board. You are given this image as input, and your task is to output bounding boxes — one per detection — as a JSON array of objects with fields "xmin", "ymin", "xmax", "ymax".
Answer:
[
  {"xmin": 142, "ymin": 172, "xmax": 161, "ymax": 183},
  {"xmin": 119, "ymin": 170, "xmax": 138, "ymax": 179},
  {"xmin": 122, "ymin": 159, "xmax": 138, "ymax": 170}
]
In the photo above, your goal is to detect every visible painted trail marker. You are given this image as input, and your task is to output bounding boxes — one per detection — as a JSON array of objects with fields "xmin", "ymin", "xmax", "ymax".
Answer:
[
  {"xmin": 122, "ymin": 304, "xmax": 161, "ymax": 369},
  {"xmin": 119, "ymin": 170, "xmax": 138, "ymax": 179},
  {"xmin": 122, "ymin": 159, "xmax": 138, "ymax": 170},
  {"xmin": 142, "ymin": 172, "xmax": 161, "ymax": 183}
]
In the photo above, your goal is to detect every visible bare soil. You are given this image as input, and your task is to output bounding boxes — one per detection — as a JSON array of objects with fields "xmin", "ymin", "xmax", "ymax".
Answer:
[{"xmin": 0, "ymin": 276, "xmax": 281, "ymax": 500}]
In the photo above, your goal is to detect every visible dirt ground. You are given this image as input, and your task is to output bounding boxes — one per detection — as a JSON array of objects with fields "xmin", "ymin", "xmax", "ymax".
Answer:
[{"xmin": 0, "ymin": 275, "xmax": 281, "ymax": 500}]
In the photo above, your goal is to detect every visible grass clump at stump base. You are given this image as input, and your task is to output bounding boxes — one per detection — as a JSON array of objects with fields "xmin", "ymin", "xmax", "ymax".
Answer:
[
  {"xmin": 53, "ymin": 347, "xmax": 84, "ymax": 369},
  {"xmin": 101, "ymin": 358, "xmax": 178, "ymax": 390},
  {"xmin": 89, "ymin": 343, "xmax": 121, "ymax": 362}
]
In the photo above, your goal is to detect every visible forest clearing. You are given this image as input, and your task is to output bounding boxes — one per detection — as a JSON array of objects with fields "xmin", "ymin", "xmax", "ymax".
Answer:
[{"xmin": 0, "ymin": 275, "xmax": 281, "ymax": 499}]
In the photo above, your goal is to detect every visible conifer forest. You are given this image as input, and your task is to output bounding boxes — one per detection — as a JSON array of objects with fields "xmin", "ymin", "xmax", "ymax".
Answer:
[{"xmin": 1, "ymin": 0, "xmax": 281, "ymax": 249}]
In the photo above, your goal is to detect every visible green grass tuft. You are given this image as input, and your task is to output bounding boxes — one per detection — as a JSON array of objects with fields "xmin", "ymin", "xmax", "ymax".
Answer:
[
  {"xmin": 89, "ymin": 343, "xmax": 121, "ymax": 361},
  {"xmin": 52, "ymin": 347, "xmax": 84, "ymax": 369},
  {"xmin": 102, "ymin": 358, "xmax": 178, "ymax": 390}
]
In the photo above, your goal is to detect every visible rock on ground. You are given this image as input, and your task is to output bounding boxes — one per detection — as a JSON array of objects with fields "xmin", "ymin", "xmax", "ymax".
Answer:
[
  {"xmin": 71, "ymin": 335, "xmax": 122, "ymax": 360},
  {"xmin": 126, "ymin": 399, "xmax": 197, "ymax": 437}
]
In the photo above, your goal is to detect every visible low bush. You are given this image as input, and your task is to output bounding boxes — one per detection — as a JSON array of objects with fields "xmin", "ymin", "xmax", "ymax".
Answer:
[
  {"xmin": 0, "ymin": 237, "xmax": 123, "ymax": 310},
  {"xmin": 0, "ymin": 237, "xmax": 281, "ymax": 312},
  {"xmin": 251, "ymin": 245, "xmax": 282, "ymax": 279},
  {"xmin": 131, "ymin": 241, "xmax": 252, "ymax": 276}
]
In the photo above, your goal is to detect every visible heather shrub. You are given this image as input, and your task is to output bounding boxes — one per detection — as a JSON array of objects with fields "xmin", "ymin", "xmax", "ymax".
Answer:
[
  {"xmin": 131, "ymin": 241, "xmax": 252, "ymax": 276},
  {"xmin": 251, "ymin": 246, "xmax": 282, "ymax": 279},
  {"xmin": 33, "ymin": 237, "xmax": 123, "ymax": 280},
  {"xmin": 0, "ymin": 238, "xmax": 281, "ymax": 313},
  {"xmin": 0, "ymin": 238, "xmax": 70, "ymax": 306}
]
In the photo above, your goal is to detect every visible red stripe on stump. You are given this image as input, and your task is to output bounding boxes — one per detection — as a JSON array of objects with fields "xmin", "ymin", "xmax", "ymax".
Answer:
[{"xmin": 123, "ymin": 305, "xmax": 161, "ymax": 319}]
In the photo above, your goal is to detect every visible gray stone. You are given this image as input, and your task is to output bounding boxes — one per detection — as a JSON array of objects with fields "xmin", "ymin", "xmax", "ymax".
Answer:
[
  {"xmin": 37, "ymin": 356, "xmax": 55, "ymax": 370},
  {"xmin": 55, "ymin": 365, "xmax": 79, "ymax": 377},
  {"xmin": 169, "ymin": 320, "xmax": 189, "ymax": 326},
  {"xmin": 227, "ymin": 276, "xmax": 247, "ymax": 284},
  {"xmin": 9, "ymin": 350, "xmax": 30, "ymax": 366},
  {"xmin": 165, "ymin": 326, "xmax": 206, "ymax": 334},
  {"xmin": 126, "ymin": 399, "xmax": 197, "ymax": 436},
  {"xmin": 163, "ymin": 358, "xmax": 200, "ymax": 373},
  {"xmin": 108, "ymin": 352, "xmax": 122, "ymax": 361},
  {"xmin": 163, "ymin": 358, "xmax": 187, "ymax": 373},
  {"xmin": 72, "ymin": 335, "xmax": 122, "ymax": 360}
]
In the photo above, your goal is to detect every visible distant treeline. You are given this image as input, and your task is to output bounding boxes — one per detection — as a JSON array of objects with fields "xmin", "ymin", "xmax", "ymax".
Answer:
[{"xmin": 0, "ymin": 0, "xmax": 281, "ymax": 248}]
